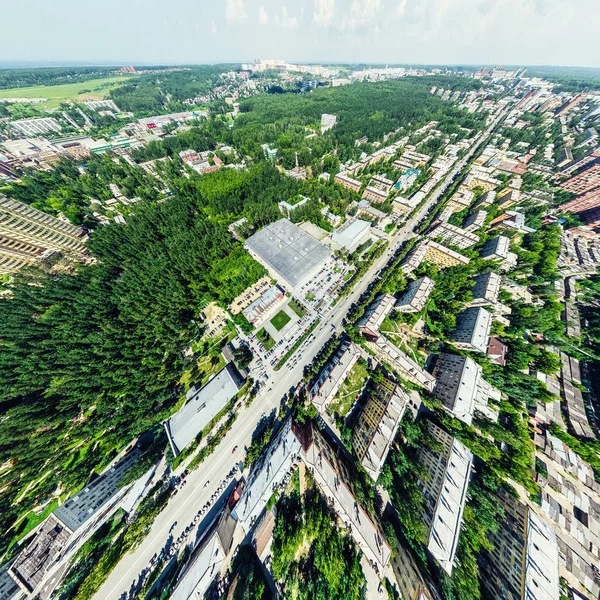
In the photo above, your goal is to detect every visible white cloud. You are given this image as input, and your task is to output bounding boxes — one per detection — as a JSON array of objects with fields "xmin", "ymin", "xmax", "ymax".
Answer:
[
  {"xmin": 276, "ymin": 6, "xmax": 299, "ymax": 29},
  {"xmin": 314, "ymin": 0, "xmax": 335, "ymax": 26},
  {"xmin": 225, "ymin": 0, "xmax": 247, "ymax": 25},
  {"xmin": 259, "ymin": 5, "xmax": 269, "ymax": 25},
  {"xmin": 211, "ymin": 20, "xmax": 218, "ymax": 35},
  {"xmin": 341, "ymin": 0, "xmax": 383, "ymax": 32}
]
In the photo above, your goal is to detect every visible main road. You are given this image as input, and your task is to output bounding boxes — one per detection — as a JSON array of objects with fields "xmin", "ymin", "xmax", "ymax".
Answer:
[{"xmin": 94, "ymin": 105, "xmax": 508, "ymax": 600}]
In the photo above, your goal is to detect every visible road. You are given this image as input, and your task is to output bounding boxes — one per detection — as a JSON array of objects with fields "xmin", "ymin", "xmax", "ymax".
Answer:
[{"xmin": 93, "ymin": 107, "xmax": 508, "ymax": 600}]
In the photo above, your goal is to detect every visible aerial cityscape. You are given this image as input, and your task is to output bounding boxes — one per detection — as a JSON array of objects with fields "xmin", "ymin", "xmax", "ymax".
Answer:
[{"xmin": 1, "ymin": 2, "xmax": 600, "ymax": 600}]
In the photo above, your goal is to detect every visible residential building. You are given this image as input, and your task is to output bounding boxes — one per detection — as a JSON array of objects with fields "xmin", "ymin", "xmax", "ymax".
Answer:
[
  {"xmin": 447, "ymin": 187, "xmax": 475, "ymax": 213},
  {"xmin": 480, "ymin": 235, "xmax": 510, "ymax": 261},
  {"xmin": 334, "ymin": 173, "xmax": 362, "ymax": 192},
  {"xmin": 473, "ymin": 190, "xmax": 497, "ymax": 209},
  {"xmin": 468, "ymin": 271, "xmax": 501, "ymax": 307},
  {"xmin": 462, "ymin": 210, "xmax": 488, "ymax": 232},
  {"xmin": 10, "ymin": 117, "xmax": 62, "ymax": 137},
  {"xmin": 358, "ymin": 200, "xmax": 388, "ymax": 223},
  {"xmin": 391, "ymin": 542, "xmax": 442, "ymax": 600},
  {"xmin": 260, "ymin": 143, "xmax": 277, "ymax": 159},
  {"xmin": 481, "ymin": 489, "xmax": 560, "ymax": 600},
  {"xmin": 330, "ymin": 218, "xmax": 371, "ymax": 251},
  {"xmin": 416, "ymin": 421, "xmax": 473, "ymax": 575},
  {"xmin": 301, "ymin": 424, "xmax": 392, "ymax": 572},
  {"xmin": 233, "ymin": 419, "xmax": 301, "ymax": 533},
  {"xmin": 309, "ymin": 341, "xmax": 361, "ymax": 412},
  {"xmin": 490, "ymin": 211, "xmax": 536, "ymax": 233},
  {"xmin": 464, "ymin": 172, "xmax": 501, "ymax": 192},
  {"xmin": 278, "ymin": 195, "xmax": 310, "ymax": 216},
  {"xmin": 560, "ymin": 164, "xmax": 600, "ymax": 196},
  {"xmin": 0, "ymin": 196, "xmax": 88, "ymax": 273},
  {"xmin": 321, "ymin": 113, "xmax": 337, "ymax": 134},
  {"xmin": 362, "ymin": 186, "xmax": 389, "ymax": 203},
  {"xmin": 357, "ymin": 293, "xmax": 396, "ymax": 340},
  {"xmin": 487, "ymin": 336, "xmax": 508, "ymax": 366},
  {"xmin": 366, "ymin": 336, "xmax": 436, "ymax": 392},
  {"xmin": 497, "ymin": 188, "xmax": 521, "ymax": 209},
  {"xmin": 395, "ymin": 276, "xmax": 435, "ymax": 313},
  {"xmin": 451, "ymin": 307, "xmax": 493, "ymax": 353},
  {"xmin": 353, "ymin": 378, "xmax": 410, "ymax": 481},
  {"xmin": 559, "ymin": 188, "xmax": 600, "ymax": 227},
  {"xmin": 370, "ymin": 175, "xmax": 394, "ymax": 192},
  {"xmin": 427, "ymin": 222, "xmax": 480, "ymax": 249},
  {"xmin": 431, "ymin": 353, "xmax": 501, "ymax": 425},
  {"xmin": 402, "ymin": 241, "xmax": 470, "ymax": 274},
  {"xmin": 396, "ymin": 168, "xmax": 420, "ymax": 192}
]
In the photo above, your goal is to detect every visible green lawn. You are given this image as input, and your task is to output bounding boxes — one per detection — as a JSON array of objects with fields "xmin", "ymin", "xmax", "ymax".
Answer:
[
  {"xmin": 257, "ymin": 328, "xmax": 275, "ymax": 350},
  {"xmin": 0, "ymin": 75, "xmax": 134, "ymax": 109},
  {"xmin": 288, "ymin": 299, "xmax": 306, "ymax": 318},
  {"xmin": 328, "ymin": 360, "xmax": 369, "ymax": 418},
  {"xmin": 270, "ymin": 310, "xmax": 292, "ymax": 331}
]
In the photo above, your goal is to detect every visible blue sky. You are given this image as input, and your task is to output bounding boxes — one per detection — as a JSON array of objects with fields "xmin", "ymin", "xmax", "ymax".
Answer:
[{"xmin": 2, "ymin": 0, "xmax": 598, "ymax": 68}]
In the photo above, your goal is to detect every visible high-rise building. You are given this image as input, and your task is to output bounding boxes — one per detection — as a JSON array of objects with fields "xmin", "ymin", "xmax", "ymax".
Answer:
[
  {"xmin": 560, "ymin": 164, "xmax": 600, "ymax": 196},
  {"xmin": 416, "ymin": 421, "xmax": 473, "ymax": 575},
  {"xmin": 451, "ymin": 306, "xmax": 493, "ymax": 353},
  {"xmin": 0, "ymin": 196, "xmax": 88, "ymax": 273},
  {"xmin": 480, "ymin": 489, "xmax": 560, "ymax": 600}
]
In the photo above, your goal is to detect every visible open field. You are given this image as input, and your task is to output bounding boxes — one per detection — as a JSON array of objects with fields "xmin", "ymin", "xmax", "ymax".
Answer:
[{"xmin": 0, "ymin": 75, "xmax": 134, "ymax": 109}]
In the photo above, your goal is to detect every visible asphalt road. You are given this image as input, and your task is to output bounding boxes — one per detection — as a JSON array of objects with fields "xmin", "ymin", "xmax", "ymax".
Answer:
[{"xmin": 93, "ymin": 107, "xmax": 507, "ymax": 600}]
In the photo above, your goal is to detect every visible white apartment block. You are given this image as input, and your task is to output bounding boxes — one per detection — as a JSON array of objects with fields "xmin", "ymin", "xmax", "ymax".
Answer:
[
  {"xmin": 428, "ymin": 222, "xmax": 480, "ymax": 249},
  {"xmin": 451, "ymin": 307, "xmax": 493, "ymax": 353},
  {"xmin": 358, "ymin": 293, "xmax": 396, "ymax": 339},
  {"xmin": 480, "ymin": 235, "xmax": 510, "ymax": 261},
  {"xmin": 467, "ymin": 271, "xmax": 501, "ymax": 308},
  {"xmin": 432, "ymin": 353, "xmax": 501, "ymax": 425},
  {"xmin": 321, "ymin": 113, "xmax": 337, "ymax": 134},
  {"xmin": 309, "ymin": 342, "xmax": 361, "ymax": 412},
  {"xmin": 417, "ymin": 421, "xmax": 473, "ymax": 575},
  {"xmin": 462, "ymin": 210, "xmax": 488, "ymax": 232},
  {"xmin": 395, "ymin": 276, "xmax": 435, "ymax": 313}
]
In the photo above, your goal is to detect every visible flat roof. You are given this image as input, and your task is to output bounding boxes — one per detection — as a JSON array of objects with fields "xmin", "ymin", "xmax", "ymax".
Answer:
[
  {"xmin": 330, "ymin": 218, "xmax": 370, "ymax": 250},
  {"xmin": 246, "ymin": 219, "xmax": 332, "ymax": 288},
  {"xmin": 166, "ymin": 363, "xmax": 245, "ymax": 456}
]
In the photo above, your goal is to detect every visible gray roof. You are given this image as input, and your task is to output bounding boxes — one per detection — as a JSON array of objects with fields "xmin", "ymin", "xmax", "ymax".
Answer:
[
  {"xmin": 246, "ymin": 219, "xmax": 331, "ymax": 287},
  {"xmin": 166, "ymin": 363, "xmax": 245, "ymax": 456}
]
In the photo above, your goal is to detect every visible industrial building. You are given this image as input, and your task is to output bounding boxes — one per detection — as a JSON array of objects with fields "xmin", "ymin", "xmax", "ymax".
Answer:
[
  {"xmin": 0, "ymin": 196, "xmax": 88, "ymax": 273},
  {"xmin": 395, "ymin": 276, "xmax": 435, "ymax": 313},
  {"xmin": 245, "ymin": 218, "xmax": 332, "ymax": 289},
  {"xmin": 165, "ymin": 363, "xmax": 245, "ymax": 456},
  {"xmin": 10, "ymin": 117, "xmax": 62, "ymax": 137},
  {"xmin": 431, "ymin": 353, "xmax": 501, "ymax": 425},
  {"xmin": 481, "ymin": 489, "xmax": 560, "ymax": 600},
  {"xmin": 451, "ymin": 307, "xmax": 493, "ymax": 353},
  {"xmin": 352, "ymin": 378, "xmax": 410, "ymax": 481},
  {"xmin": 417, "ymin": 421, "xmax": 473, "ymax": 575},
  {"xmin": 330, "ymin": 218, "xmax": 371, "ymax": 251}
]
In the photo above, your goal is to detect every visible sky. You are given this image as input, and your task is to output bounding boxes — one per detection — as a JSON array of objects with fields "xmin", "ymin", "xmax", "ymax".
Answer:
[{"xmin": 1, "ymin": 0, "xmax": 599, "ymax": 68}]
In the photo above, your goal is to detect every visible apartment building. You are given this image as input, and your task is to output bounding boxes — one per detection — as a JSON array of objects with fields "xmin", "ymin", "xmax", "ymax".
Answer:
[
  {"xmin": 357, "ymin": 293, "xmax": 396, "ymax": 340},
  {"xmin": 481, "ymin": 489, "xmax": 560, "ymax": 600},
  {"xmin": 447, "ymin": 187, "xmax": 475, "ymax": 213},
  {"xmin": 473, "ymin": 190, "xmax": 497, "ymax": 209},
  {"xmin": 431, "ymin": 353, "xmax": 501, "ymax": 425},
  {"xmin": 395, "ymin": 276, "xmax": 435, "ymax": 313},
  {"xmin": 370, "ymin": 175, "xmax": 394, "ymax": 192},
  {"xmin": 451, "ymin": 307, "xmax": 493, "ymax": 353},
  {"xmin": 428, "ymin": 222, "xmax": 480, "ymax": 249},
  {"xmin": 462, "ymin": 210, "xmax": 488, "ymax": 232},
  {"xmin": 353, "ymin": 378, "xmax": 410, "ymax": 481},
  {"xmin": 464, "ymin": 172, "xmax": 501, "ymax": 192},
  {"xmin": 0, "ymin": 196, "xmax": 88, "ymax": 273},
  {"xmin": 497, "ymin": 188, "xmax": 521, "ymax": 209},
  {"xmin": 467, "ymin": 271, "xmax": 501, "ymax": 308},
  {"xmin": 480, "ymin": 235, "xmax": 510, "ymax": 261},
  {"xmin": 10, "ymin": 117, "xmax": 62, "ymax": 137},
  {"xmin": 391, "ymin": 541, "xmax": 442, "ymax": 600},
  {"xmin": 416, "ymin": 421, "xmax": 473, "ymax": 575},
  {"xmin": 561, "ymin": 164, "xmax": 600, "ymax": 196},
  {"xmin": 362, "ymin": 186, "xmax": 389, "ymax": 203},
  {"xmin": 402, "ymin": 240, "xmax": 470, "ymax": 274},
  {"xmin": 334, "ymin": 172, "xmax": 362, "ymax": 192},
  {"xmin": 309, "ymin": 341, "xmax": 361, "ymax": 412},
  {"xmin": 320, "ymin": 113, "xmax": 337, "ymax": 134}
]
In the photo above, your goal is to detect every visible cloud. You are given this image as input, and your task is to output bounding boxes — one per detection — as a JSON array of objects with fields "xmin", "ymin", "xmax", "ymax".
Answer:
[
  {"xmin": 225, "ymin": 0, "xmax": 247, "ymax": 25},
  {"xmin": 314, "ymin": 0, "xmax": 335, "ymax": 26},
  {"xmin": 259, "ymin": 5, "xmax": 269, "ymax": 25},
  {"xmin": 211, "ymin": 20, "xmax": 218, "ymax": 34},
  {"xmin": 276, "ymin": 6, "xmax": 299, "ymax": 29},
  {"xmin": 341, "ymin": 0, "xmax": 383, "ymax": 32}
]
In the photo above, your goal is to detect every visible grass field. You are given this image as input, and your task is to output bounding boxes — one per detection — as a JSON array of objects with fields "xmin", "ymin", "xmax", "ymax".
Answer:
[
  {"xmin": 257, "ymin": 328, "xmax": 275, "ymax": 350},
  {"xmin": 270, "ymin": 310, "xmax": 292, "ymax": 331},
  {"xmin": 288, "ymin": 299, "xmax": 306, "ymax": 318},
  {"xmin": 327, "ymin": 360, "xmax": 369, "ymax": 418},
  {"xmin": 0, "ymin": 75, "xmax": 134, "ymax": 109}
]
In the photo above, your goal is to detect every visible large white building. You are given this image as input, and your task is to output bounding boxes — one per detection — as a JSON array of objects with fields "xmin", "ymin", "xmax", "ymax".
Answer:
[
  {"xmin": 395, "ymin": 276, "xmax": 435, "ymax": 313},
  {"xmin": 451, "ymin": 307, "xmax": 493, "ymax": 353},
  {"xmin": 321, "ymin": 113, "xmax": 337, "ymax": 134},
  {"xmin": 432, "ymin": 353, "xmax": 501, "ymax": 425},
  {"xmin": 10, "ymin": 117, "xmax": 62, "ymax": 137},
  {"xmin": 357, "ymin": 293, "xmax": 396, "ymax": 339},
  {"xmin": 417, "ymin": 421, "xmax": 473, "ymax": 575}
]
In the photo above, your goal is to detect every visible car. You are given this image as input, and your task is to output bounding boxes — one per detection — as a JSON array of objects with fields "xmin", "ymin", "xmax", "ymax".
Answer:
[
  {"xmin": 232, "ymin": 445, "xmax": 238, "ymax": 453},
  {"xmin": 203, "ymin": 480, "xmax": 210, "ymax": 489}
]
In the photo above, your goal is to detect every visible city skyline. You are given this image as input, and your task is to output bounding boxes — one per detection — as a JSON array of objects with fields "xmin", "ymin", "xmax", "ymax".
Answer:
[{"xmin": 2, "ymin": 0, "xmax": 599, "ymax": 68}]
